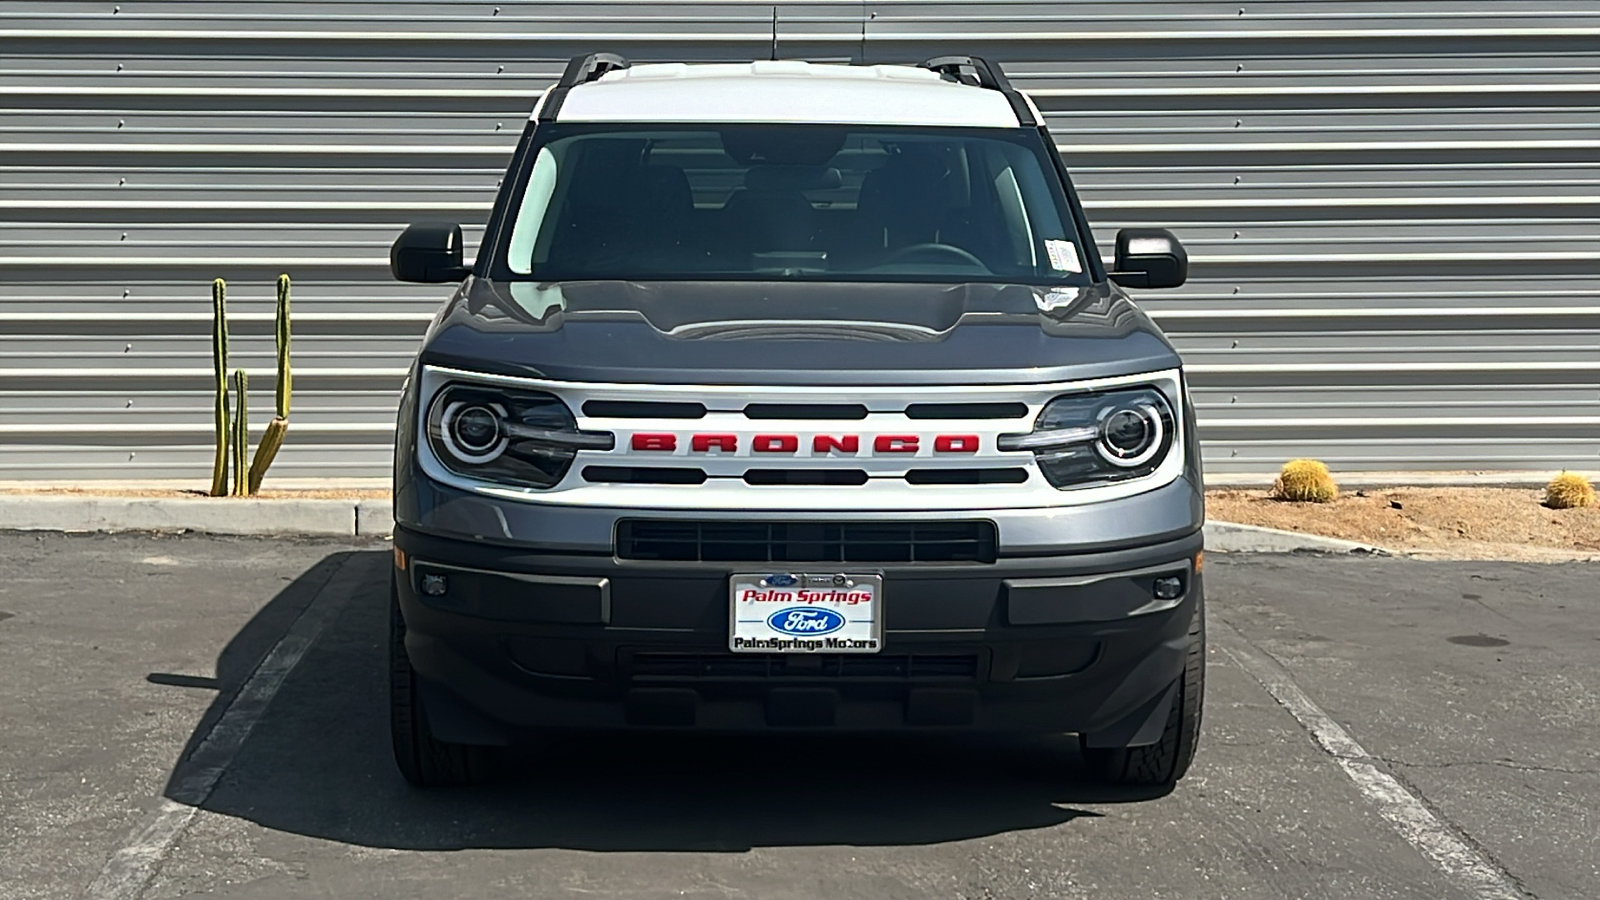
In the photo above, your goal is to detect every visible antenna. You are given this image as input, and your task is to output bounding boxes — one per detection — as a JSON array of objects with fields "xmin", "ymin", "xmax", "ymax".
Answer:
[{"xmin": 770, "ymin": 6, "xmax": 779, "ymax": 61}]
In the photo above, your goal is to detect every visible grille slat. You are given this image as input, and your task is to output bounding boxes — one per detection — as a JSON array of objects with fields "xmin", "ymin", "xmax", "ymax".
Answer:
[
  {"xmin": 744, "ymin": 469, "xmax": 869, "ymax": 486},
  {"xmin": 904, "ymin": 402, "xmax": 1030, "ymax": 420},
  {"xmin": 582, "ymin": 400, "xmax": 707, "ymax": 419},
  {"xmin": 742, "ymin": 403, "xmax": 869, "ymax": 420},
  {"xmin": 583, "ymin": 466, "xmax": 708, "ymax": 484},
  {"xmin": 616, "ymin": 520, "xmax": 997, "ymax": 563},
  {"xmin": 905, "ymin": 468, "xmax": 1029, "ymax": 485}
]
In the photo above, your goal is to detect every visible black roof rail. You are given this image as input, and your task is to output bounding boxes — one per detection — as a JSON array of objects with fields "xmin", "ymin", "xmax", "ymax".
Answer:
[
  {"xmin": 917, "ymin": 55, "xmax": 1035, "ymax": 127},
  {"xmin": 539, "ymin": 52, "xmax": 631, "ymax": 122}
]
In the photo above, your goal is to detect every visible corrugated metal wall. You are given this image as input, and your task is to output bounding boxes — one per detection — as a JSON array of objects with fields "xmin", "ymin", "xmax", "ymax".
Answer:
[{"xmin": 3, "ymin": 1, "xmax": 1598, "ymax": 482}]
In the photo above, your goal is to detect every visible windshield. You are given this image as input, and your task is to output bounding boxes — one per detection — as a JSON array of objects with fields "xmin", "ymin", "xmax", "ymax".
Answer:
[{"xmin": 495, "ymin": 124, "xmax": 1091, "ymax": 285}]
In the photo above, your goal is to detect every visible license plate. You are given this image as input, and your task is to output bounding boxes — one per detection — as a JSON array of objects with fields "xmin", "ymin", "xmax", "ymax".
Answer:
[{"xmin": 729, "ymin": 572, "xmax": 883, "ymax": 654}]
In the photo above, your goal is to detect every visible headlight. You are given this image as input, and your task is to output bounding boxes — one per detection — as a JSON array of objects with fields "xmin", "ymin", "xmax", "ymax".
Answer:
[
  {"xmin": 438, "ymin": 400, "xmax": 509, "ymax": 463},
  {"xmin": 425, "ymin": 384, "xmax": 613, "ymax": 488},
  {"xmin": 998, "ymin": 387, "xmax": 1176, "ymax": 488}
]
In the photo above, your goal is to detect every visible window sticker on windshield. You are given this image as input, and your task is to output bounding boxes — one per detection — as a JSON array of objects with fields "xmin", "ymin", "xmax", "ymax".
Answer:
[{"xmin": 1044, "ymin": 240, "xmax": 1082, "ymax": 273}]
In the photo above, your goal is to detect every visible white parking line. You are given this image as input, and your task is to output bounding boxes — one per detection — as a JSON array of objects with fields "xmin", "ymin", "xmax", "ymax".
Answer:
[
  {"xmin": 82, "ymin": 554, "xmax": 364, "ymax": 900},
  {"xmin": 1218, "ymin": 631, "xmax": 1528, "ymax": 900}
]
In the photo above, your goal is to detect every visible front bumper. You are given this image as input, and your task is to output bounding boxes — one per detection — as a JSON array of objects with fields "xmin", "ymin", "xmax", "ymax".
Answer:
[{"xmin": 393, "ymin": 524, "xmax": 1204, "ymax": 741}]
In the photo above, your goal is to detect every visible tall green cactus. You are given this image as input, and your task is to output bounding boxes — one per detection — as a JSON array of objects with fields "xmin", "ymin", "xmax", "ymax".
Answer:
[
  {"xmin": 209, "ymin": 278, "xmax": 230, "ymax": 496},
  {"xmin": 208, "ymin": 274, "xmax": 293, "ymax": 496},
  {"xmin": 275, "ymin": 273, "xmax": 291, "ymax": 417},
  {"xmin": 230, "ymin": 369, "xmax": 249, "ymax": 497},
  {"xmin": 247, "ymin": 274, "xmax": 292, "ymax": 494}
]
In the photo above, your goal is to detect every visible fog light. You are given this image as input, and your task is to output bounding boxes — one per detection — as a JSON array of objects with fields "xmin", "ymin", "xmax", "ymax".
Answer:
[
  {"xmin": 419, "ymin": 573, "xmax": 448, "ymax": 597},
  {"xmin": 1152, "ymin": 576, "xmax": 1184, "ymax": 601}
]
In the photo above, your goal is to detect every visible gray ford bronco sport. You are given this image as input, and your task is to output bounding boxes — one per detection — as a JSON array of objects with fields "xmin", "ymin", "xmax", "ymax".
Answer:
[{"xmin": 387, "ymin": 54, "xmax": 1204, "ymax": 789}]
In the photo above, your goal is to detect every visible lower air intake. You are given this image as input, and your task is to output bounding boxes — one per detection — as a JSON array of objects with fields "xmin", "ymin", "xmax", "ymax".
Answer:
[{"xmin": 616, "ymin": 520, "xmax": 997, "ymax": 563}]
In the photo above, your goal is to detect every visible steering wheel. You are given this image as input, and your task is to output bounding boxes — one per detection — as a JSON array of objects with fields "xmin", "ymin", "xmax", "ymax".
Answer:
[{"xmin": 878, "ymin": 242, "xmax": 987, "ymax": 269}]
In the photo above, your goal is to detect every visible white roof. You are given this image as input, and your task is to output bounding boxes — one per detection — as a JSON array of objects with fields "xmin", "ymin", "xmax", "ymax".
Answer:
[{"xmin": 541, "ymin": 61, "xmax": 1024, "ymax": 128}]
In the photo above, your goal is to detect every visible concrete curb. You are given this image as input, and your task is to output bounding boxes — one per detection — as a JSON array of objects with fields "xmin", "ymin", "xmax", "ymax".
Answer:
[
  {"xmin": 0, "ymin": 495, "xmax": 394, "ymax": 538},
  {"xmin": 1203, "ymin": 520, "xmax": 1388, "ymax": 555},
  {"xmin": 1, "ymin": 494, "xmax": 1384, "ymax": 554},
  {"xmin": 355, "ymin": 500, "xmax": 394, "ymax": 537}
]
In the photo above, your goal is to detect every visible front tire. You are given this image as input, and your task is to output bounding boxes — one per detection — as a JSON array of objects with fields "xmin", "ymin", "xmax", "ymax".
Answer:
[
  {"xmin": 1081, "ymin": 600, "xmax": 1205, "ymax": 788},
  {"xmin": 389, "ymin": 575, "xmax": 494, "ymax": 787}
]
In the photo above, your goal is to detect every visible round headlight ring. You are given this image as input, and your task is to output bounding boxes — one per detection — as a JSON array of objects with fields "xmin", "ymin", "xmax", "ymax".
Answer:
[
  {"xmin": 440, "ymin": 400, "xmax": 509, "ymax": 464},
  {"xmin": 1095, "ymin": 402, "xmax": 1165, "ymax": 469}
]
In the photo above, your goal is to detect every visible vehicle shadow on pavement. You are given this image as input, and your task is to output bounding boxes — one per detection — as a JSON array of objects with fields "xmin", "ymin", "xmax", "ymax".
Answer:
[{"xmin": 162, "ymin": 548, "xmax": 1166, "ymax": 852}]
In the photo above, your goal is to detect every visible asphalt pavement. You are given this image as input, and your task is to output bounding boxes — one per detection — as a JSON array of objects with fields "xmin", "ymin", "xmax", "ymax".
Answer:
[{"xmin": 0, "ymin": 532, "xmax": 1594, "ymax": 900}]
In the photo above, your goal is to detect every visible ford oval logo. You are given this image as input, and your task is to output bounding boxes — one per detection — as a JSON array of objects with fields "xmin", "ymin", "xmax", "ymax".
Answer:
[
  {"xmin": 767, "ymin": 607, "xmax": 846, "ymax": 636},
  {"xmin": 764, "ymin": 573, "xmax": 798, "ymax": 587}
]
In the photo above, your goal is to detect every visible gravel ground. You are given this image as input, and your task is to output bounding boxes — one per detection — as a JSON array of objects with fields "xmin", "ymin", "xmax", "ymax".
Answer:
[{"xmin": 1209, "ymin": 487, "xmax": 1600, "ymax": 561}]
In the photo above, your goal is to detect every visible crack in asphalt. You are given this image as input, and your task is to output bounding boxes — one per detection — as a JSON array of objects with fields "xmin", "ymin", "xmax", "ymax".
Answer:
[
  {"xmin": 1283, "ymin": 746, "xmax": 1598, "ymax": 779},
  {"xmin": 1372, "ymin": 756, "xmax": 1599, "ymax": 777}
]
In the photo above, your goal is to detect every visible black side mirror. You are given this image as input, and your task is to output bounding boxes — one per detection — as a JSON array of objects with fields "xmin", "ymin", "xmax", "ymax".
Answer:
[
  {"xmin": 391, "ymin": 221, "xmax": 472, "ymax": 283},
  {"xmin": 1110, "ymin": 228, "xmax": 1187, "ymax": 289}
]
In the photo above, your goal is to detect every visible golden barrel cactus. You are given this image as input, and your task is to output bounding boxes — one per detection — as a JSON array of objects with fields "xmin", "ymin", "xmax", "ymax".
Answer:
[
  {"xmin": 1271, "ymin": 459, "xmax": 1338, "ymax": 503},
  {"xmin": 1544, "ymin": 472, "xmax": 1595, "ymax": 509}
]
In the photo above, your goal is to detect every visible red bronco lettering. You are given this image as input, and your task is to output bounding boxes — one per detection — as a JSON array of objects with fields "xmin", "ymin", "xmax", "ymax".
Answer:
[{"xmin": 630, "ymin": 434, "xmax": 985, "ymax": 453}]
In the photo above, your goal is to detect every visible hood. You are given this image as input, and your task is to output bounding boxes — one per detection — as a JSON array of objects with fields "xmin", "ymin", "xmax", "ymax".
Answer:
[{"xmin": 418, "ymin": 278, "xmax": 1181, "ymax": 386}]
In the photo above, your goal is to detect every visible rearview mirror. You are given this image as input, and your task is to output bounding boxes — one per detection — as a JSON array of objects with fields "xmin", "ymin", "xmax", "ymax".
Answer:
[
  {"xmin": 1110, "ymin": 228, "xmax": 1187, "ymax": 289},
  {"xmin": 391, "ymin": 221, "xmax": 472, "ymax": 284}
]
